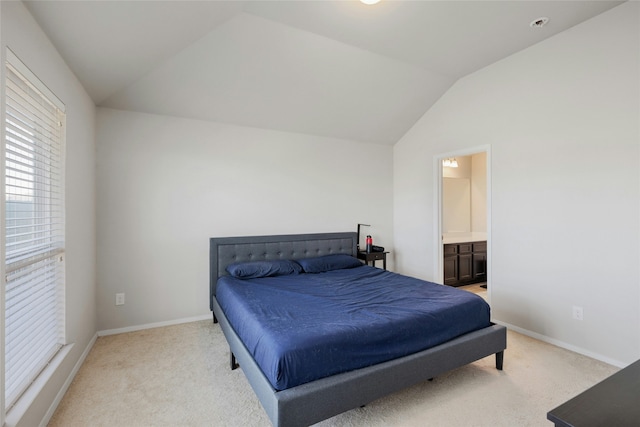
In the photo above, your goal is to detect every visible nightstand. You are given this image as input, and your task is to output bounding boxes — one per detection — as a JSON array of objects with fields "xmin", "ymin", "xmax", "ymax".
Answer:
[{"xmin": 357, "ymin": 251, "xmax": 389, "ymax": 270}]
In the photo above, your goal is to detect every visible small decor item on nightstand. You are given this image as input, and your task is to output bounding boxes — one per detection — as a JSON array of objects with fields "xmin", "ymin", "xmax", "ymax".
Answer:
[
  {"xmin": 366, "ymin": 235, "xmax": 373, "ymax": 253},
  {"xmin": 371, "ymin": 245, "xmax": 385, "ymax": 252}
]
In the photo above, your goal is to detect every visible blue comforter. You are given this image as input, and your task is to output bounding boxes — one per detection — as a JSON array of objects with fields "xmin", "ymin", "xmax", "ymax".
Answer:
[{"xmin": 216, "ymin": 265, "xmax": 490, "ymax": 391}]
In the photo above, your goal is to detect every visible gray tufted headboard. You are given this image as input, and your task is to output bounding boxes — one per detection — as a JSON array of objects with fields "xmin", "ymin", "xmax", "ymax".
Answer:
[{"xmin": 209, "ymin": 232, "xmax": 357, "ymax": 310}]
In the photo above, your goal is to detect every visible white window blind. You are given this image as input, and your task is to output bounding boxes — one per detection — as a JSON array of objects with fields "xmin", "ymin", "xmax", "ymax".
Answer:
[{"xmin": 4, "ymin": 52, "xmax": 65, "ymax": 409}]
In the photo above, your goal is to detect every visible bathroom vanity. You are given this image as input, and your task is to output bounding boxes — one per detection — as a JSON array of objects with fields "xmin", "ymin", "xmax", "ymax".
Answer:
[{"xmin": 443, "ymin": 234, "xmax": 487, "ymax": 287}]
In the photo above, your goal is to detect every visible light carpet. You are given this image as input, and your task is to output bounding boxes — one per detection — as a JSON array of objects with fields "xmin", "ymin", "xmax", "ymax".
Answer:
[{"xmin": 48, "ymin": 320, "xmax": 617, "ymax": 427}]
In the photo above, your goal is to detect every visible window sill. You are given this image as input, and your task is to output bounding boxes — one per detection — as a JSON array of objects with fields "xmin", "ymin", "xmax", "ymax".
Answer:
[{"xmin": 5, "ymin": 343, "xmax": 74, "ymax": 427}]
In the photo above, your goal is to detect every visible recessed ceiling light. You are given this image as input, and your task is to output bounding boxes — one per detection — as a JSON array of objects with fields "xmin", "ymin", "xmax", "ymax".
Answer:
[
  {"xmin": 530, "ymin": 17, "xmax": 549, "ymax": 28},
  {"xmin": 360, "ymin": 0, "xmax": 381, "ymax": 5}
]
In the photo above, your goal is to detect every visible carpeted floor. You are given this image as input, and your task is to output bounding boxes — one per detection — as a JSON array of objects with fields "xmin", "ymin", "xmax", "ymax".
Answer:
[{"xmin": 48, "ymin": 318, "xmax": 618, "ymax": 427}]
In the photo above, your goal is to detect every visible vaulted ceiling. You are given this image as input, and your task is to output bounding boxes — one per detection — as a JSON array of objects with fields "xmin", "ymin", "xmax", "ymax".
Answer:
[{"xmin": 24, "ymin": 1, "xmax": 623, "ymax": 145}]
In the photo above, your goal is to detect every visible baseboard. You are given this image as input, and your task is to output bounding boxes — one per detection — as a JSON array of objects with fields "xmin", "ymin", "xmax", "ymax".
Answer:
[
  {"xmin": 37, "ymin": 314, "xmax": 213, "ymax": 425},
  {"xmin": 97, "ymin": 314, "xmax": 212, "ymax": 337},
  {"xmin": 494, "ymin": 320, "xmax": 626, "ymax": 368},
  {"xmin": 38, "ymin": 333, "xmax": 97, "ymax": 427}
]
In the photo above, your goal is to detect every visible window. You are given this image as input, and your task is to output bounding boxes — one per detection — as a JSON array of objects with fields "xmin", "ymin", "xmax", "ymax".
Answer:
[{"xmin": 3, "ymin": 50, "xmax": 65, "ymax": 409}]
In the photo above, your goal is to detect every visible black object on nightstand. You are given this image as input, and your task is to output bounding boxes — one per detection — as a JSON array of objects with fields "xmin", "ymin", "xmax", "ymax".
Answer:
[{"xmin": 357, "ymin": 251, "xmax": 389, "ymax": 270}]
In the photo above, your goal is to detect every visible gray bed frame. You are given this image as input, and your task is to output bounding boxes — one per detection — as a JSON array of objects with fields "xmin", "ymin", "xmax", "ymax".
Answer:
[{"xmin": 210, "ymin": 232, "xmax": 506, "ymax": 427}]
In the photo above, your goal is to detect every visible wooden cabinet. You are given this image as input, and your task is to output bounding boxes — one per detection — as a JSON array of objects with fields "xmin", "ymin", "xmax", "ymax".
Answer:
[
  {"xmin": 443, "ymin": 241, "xmax": 487, "ymax": 287},
  {"xmin": 443, "ymin": 253, "xmax": 458, "ymax": 285},
  {"xmin": 458, "ymin": 253, "xmax": 473, "ymax": 282}
]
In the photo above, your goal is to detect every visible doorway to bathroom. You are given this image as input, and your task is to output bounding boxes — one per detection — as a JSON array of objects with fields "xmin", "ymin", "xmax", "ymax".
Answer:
[{"xmin": 435, "ymin": 146, "xmax": 490, "ymax": 301}]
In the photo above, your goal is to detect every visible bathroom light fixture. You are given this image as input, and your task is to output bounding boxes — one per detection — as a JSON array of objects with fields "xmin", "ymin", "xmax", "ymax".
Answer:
[
  {"xmin": 443, "ymin": 158, "xmax": 458, "ymax": 168},
  {"xmin": 360, "ymin": 0, "xmax": 381, "ymax": 5}
]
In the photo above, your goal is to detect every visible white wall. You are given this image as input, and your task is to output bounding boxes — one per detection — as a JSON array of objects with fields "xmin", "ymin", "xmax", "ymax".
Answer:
[
  {"xmin": 96, "ymin": 108, "xmax": 393, "ymax": 331},
  {"xmin": 394, "ymin": 2, "xmax": 640, "ymax": 366},
  {"xmin": 470, "ymin": 152, "xmax": 487, "ymax": 233},
  {"xmin": 1, "ymin": 2, "xmax": 97, "ymax": 426},
  {"xmin": 442, "ymin": 178, "xmax": 471, "ymax": 232}
]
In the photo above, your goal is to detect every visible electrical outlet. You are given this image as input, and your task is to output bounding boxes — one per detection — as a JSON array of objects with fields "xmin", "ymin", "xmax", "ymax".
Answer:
[
  {"xmin": 116, "ymin": 293, "xmax": 125, "ymax": 306},
  {"xmin": 572, "ymin": 306, "xmax": 583, "ymax": 321}
]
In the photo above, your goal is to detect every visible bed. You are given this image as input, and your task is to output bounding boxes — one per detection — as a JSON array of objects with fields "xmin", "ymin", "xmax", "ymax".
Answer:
[{"xmin": 210, "ymin": 232, "xmax": 506, "ymax": 427}]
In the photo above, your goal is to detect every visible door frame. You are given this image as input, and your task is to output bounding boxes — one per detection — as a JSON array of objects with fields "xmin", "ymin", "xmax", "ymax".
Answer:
[{"xmin": 434, "ymin": 145, "xmax": 491, "ymax": 301}]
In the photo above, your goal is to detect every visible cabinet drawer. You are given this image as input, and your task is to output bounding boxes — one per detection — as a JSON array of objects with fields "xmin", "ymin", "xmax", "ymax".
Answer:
[
  {"xmin": 443, "ymin": 244, "xmax": 457, "ymax": 256},
  {"xmin": 473, "ymin": 242, "xmax": 487, "ymax": 252},
  {"xmin": 458, "ymin": 243, "xmax": 472, "ymax": 254},
  {"xmin": 367, "ymin": 251, "xmax": 385, "ymax": 260}
]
